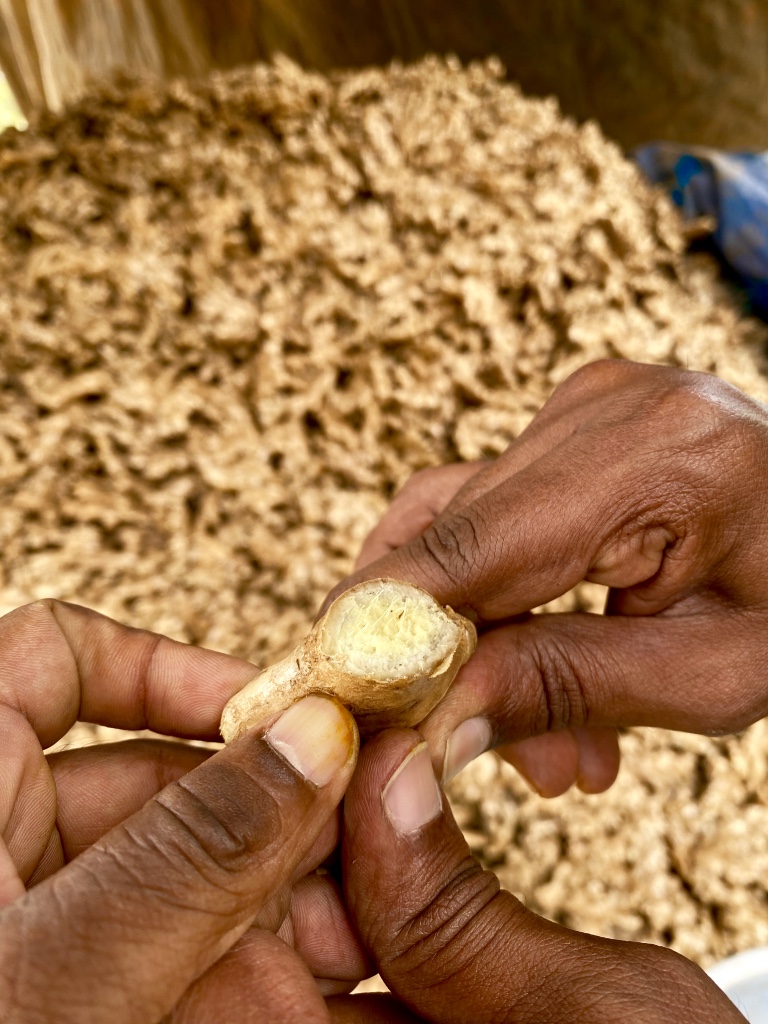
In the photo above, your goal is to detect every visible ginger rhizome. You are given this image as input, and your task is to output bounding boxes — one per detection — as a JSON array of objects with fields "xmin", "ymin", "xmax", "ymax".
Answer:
[{"xmin": 220, "ymin": 578, "xmax": 477, "ymax": 741}]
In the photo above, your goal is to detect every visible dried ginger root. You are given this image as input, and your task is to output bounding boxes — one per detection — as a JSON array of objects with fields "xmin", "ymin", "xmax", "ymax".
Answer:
[{"xmin": 220, "ymin": 579, "xmax": 476, "ymax": 741}]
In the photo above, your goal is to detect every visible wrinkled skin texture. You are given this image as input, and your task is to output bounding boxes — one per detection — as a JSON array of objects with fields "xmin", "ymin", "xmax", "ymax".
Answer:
[{"xmin": 0, "ymin": 600, "xmax": 368, "ymax": 1023}]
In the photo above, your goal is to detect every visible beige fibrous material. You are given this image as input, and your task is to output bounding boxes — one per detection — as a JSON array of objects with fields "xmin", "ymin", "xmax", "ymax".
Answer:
[
  {"xmin": 221, "ymin": 578, "xmax": 476, "ymax": 741},
  {"xmin": 2, "ymin": 56, "xmax": 768, "ymax": 968}
]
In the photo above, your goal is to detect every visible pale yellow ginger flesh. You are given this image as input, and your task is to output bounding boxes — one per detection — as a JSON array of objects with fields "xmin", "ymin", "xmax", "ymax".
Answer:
[
  {"xmin": 220, "ymin": 578, "xmax": 476, "ymax": 742},
  {"xmin": 320, "ymin": 582, "xmax": 459, "ymax": 680}
]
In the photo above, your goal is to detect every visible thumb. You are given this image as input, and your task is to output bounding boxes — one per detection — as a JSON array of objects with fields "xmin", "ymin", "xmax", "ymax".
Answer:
[
  {"xmin": 342, "ymin": 730, "xmax": 746, "ymax": 1024},
  {"xmin": 0, "ymin": 694, "xmax": 358, "ymax": 1024}
]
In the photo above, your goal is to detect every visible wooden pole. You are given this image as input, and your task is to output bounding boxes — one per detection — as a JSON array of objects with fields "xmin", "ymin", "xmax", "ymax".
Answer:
[{"xmin": 0, "ymin": 0, "xmax": 209, "ymax": 116}]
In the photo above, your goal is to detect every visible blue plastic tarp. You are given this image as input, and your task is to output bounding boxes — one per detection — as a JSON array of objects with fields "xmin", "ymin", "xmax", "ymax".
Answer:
[{"xmin": 635, "ymin": 143, "xmax": 768, "ymax": 315}]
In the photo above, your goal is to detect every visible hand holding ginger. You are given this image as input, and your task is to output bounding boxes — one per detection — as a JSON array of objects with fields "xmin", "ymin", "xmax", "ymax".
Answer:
[
  {"xmin": 324, "ymin": 359, "xmax": 762, "ymax": 1023},
  {"xmin": 0, "ymin": 601, "xmax": 367, "ymax": 1022},
  {"xmin": 331, "ymin": 360, "xmax": 768, "ymax": 801}
]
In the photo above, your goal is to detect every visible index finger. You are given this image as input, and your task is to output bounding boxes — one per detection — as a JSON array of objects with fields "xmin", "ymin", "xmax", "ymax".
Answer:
[
  {"xmin": 329, "ymin": 447, "xmax": 613, "ymax": 620},
  {"xmin": 333, "ymin": 397, "xmax": 730, "ymax": 622},
  {"xmin": 0, "ymin": 600, "xmax": 258, "ymax": 747}
]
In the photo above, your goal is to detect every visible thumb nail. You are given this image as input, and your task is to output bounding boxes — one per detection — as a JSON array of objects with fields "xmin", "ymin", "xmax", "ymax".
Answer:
[
  {"xmin": 265, "ymin": 694, "xmax": 356, "ymax": 787},
  {"xmin": 383, "ymin": 742, "xmax": 442, "ymax": 834},
  {"xmin": 443, "ymin": 717, "xmax": 492, "ymax": 783}
]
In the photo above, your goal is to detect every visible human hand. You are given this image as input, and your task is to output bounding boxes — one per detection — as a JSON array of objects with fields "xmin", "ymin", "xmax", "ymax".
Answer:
[
  {"xmin": 0, "ymin": 600, "xmax": 366, "ymax": 1022},
  {"xmin": 351, "ymin": 458, "xmax": 619, "ymax": 797},
  {"xmin": 326, "ymin": 728, "xmax": 747, "ymax": 1023},
  {"xmin": 327, "ymin": 360, "xmax": 768, "ymax": 795}
]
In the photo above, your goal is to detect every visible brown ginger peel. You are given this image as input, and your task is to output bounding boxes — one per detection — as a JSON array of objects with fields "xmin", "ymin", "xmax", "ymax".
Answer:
[{"xmin": 220, "ymin": 578, "xmax": 477, "ymax": 741}]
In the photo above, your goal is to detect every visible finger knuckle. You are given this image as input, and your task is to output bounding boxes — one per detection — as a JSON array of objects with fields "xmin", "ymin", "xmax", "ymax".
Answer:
[
  {"xmin": 647, "ymin": 373, "xmax": 768, "ymax": 485},
  {"xmin": 415, "ymin": 512, "xmax": 482, "ymax": 589},
  {"xmin": 555, "ymin": 359, "xmax": 639, "ymax": 399},
  {"xmin": 147, "ymin": 757, "xmax": 283, "ymax": 884},
  {"xmin": 654, "ymin": 370, "xmax": 747, "ymax": 435},
  {"xmin": 525, "ymin": 631, "xmax": 590, "ymax": 732},
  {"xmin": 385, "ymin": 856, "xmax": 503, "ymax": 981}
]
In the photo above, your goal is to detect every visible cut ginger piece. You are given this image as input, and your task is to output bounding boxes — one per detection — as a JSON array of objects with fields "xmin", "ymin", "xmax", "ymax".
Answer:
[{"xmin": 220, "ymin": 578, "xmax": 477, "ymax": 741}]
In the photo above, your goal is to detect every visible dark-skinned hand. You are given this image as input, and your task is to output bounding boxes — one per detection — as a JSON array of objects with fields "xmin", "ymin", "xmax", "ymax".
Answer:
[
  {"xmin": 324, "ymin": 359, "xmax": 768, "ymax": 798},
  {"xmin": 318, "ymin": 359, "xmax": 768, "ymax": 1021},
  {"xmin": 327, "ymin": 727, "xmax": 746, "ymax": 1023},
  {"xmin": 0, "ymin": 599, "xmax": 370, "ymax": 1023},
  {"xmin": 4, "ymin": 359, "xmax": 762, "ymax": 1023}
]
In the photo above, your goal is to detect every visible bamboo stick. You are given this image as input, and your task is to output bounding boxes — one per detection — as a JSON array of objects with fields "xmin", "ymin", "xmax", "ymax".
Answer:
[{"xmin": 0, "ymin": 0, "xmax": 208, "ymax": 115}]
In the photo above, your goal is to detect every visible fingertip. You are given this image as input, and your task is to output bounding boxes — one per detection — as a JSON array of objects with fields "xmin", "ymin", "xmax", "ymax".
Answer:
[
  {"xmin": 496, "ymin": 731, "xmax": 580, "ymax": 798},
  {"xmin": 146, "ymin": 642, "xmax": 261, "ymax": 739},
  {"xmin": 572, "ymin": 726, "xmax": 621, "ymax": 794}
]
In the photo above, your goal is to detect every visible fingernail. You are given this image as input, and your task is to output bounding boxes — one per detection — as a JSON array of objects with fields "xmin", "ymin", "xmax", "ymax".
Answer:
[
  {"xmin": 443, "ymin": 717, "xmax": 492, "ymax": 783},
  {"xmin": 383, "ymin": 742, "xmax": 442, "ymax": 834},
  {"xmin": 265, "ymin": 694, "xmax": 355, "ymax": 787}
]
